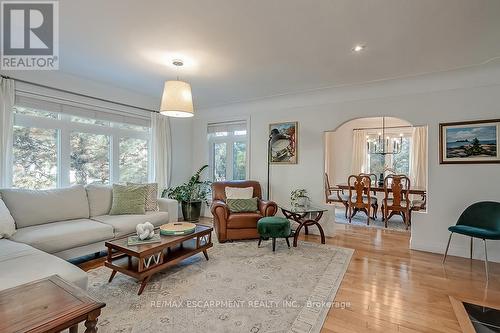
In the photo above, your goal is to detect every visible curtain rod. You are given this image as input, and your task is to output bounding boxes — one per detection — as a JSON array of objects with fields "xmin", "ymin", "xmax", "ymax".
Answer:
[
  {"xmin": 1, "ymin": 74, "xmax": 159, "ymax": 114},
  {"xmin": 352, "ymin": 125, "xmax": 423, "ymax": 131}
]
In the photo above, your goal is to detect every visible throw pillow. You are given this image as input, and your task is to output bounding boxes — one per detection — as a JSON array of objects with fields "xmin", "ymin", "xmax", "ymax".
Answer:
[
  {"xmin": 226, "ymin": 198, "xmax": 259, "ymax": 213},
  {"xmin": 225, "ymin": 186, "xmax": 253, "ymax": 199},
  {"xmin": 110, "ymin": 184, "xmax": 147, "ymax": 215},
  {"xmin": 127, "ymin": 182, "xmax": 159, "ymax": 211},
  {"xmin": 0, "ymin": 198, "xmax": 16, "ymax": 238}
]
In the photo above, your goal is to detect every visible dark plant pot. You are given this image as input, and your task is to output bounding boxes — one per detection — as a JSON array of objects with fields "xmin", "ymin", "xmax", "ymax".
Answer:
[{"xmin": 181, "ymin": 201, "xmax": 202, "ymax": 221}]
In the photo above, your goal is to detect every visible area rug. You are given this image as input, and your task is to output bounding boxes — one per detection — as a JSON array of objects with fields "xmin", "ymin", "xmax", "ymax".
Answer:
[
  {"xmin": 86, "ymin": 240, "xmax": 353, "ymax": 333},
  {"xmin": 334, "ymin": 207, "xmax": 409, "ymax": 232}
]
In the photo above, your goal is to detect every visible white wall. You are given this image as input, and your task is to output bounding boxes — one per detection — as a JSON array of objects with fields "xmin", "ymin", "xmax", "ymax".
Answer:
[
  {"xmin": 192, "ymin": 62, "xmax": 500, "ymax": 262},
  {"xmin": 2, "ymin": 70, "xmax": 193, "ymax": 186}
]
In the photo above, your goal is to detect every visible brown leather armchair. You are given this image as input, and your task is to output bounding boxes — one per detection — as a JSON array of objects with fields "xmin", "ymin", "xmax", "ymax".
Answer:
[{"xmin": 210, "ymin": 180, "xmax": 277, "ymax": 242}]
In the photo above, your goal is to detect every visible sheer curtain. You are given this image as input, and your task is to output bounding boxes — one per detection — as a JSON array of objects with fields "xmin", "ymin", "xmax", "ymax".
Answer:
[
  {"xmin": 0, "ymin": 78, "xmax": 15, "ymax": 188},
  {"xmin": 151, "ymin": 113, "xmax": 172, "ymax": 193},
  {"xmin": 351, "ymin": 130, "xmax": 367, "ymax": 175},
  {"xmin": 409, "ymin": 126, "xmax": 428, "ymax": 189}
]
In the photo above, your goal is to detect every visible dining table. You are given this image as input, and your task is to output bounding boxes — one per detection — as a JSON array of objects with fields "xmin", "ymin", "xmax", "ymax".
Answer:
[{"xmin": 335, "ymin": 183, "xmax": 427, "ymax": 211}]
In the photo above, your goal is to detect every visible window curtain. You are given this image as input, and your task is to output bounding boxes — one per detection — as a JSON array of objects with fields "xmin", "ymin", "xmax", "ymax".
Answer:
[
  {"xmin": 351, "ymin": 130, "xmax": 367, "ymax": 174},
  {"xmin": 409, "ymin": 126, "xmax": 428, "ymax": 189},
  {"xmin": 151, "ymin": 113, "xmax": 172, "ymax": 193},
  {"xmin": 0, "ymin": 78, "xmax": 15, "ymax": 188}
]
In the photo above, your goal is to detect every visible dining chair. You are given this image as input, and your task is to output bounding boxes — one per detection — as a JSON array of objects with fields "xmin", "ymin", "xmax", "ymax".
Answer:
[
  {"xmin": 359, "ymin": 173, "xmax": 379, "ymax": 219},
  {"xmin": 382, "ymin": 174, "xmax": 411, "ymax": 229},
  {"xmin": 347, "ymin": 174, "xmax": 373, "ymax": 225},
  {"xmin": 324, "ymin": 173, "xmax": 349, "ymax": 218},
  {"xmin": 443, "ymin": 201, "xmax": 500, "ymax": 283}
]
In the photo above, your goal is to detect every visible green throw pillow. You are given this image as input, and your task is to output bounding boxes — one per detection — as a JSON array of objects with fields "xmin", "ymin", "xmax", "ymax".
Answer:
[
  {"xmin": 110, "ymin": 184, "xmax": 147, "ymax": 215},
  {"xmin": 227, "ymin": 198, "xmax": 259, "ymax": 213}
]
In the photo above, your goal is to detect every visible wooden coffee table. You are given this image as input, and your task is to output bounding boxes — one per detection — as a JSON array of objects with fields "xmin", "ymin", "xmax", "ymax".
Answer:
[
  {"xmin": 0, "ymin": 275, "xmax": 105, "ymax": 333},
  {"xmin": 105, "ymin": 224, "xmax": 213, "ymax": 295}
]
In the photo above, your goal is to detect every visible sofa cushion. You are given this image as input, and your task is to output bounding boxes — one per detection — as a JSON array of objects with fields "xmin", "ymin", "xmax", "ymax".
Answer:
[
  {"xmin": 86, "ymin": 184, "xmax": 113, "ymax": 217},
  {"xmin": 0, "ymin": 197, "xmax": 16, "ymax": 238},
  {"xmin": 127, "ymin": 182, "xmax": 159, "ymax": 211},
  {"xmin": 92, "ymin": 211, "xmax": 169, "ymax": 237},
  {"xmin": 109, "ymin": 184, "xmax": 147, "ymax": 215},
  {"xmin": 0, "ymin": 239, "xmax": 88, "ymax": 291},
  {"xmin": 10, "ymin": 219, "xmax": 114, "ymax": 254},
  {"xmin": 227, "ymin": 212, "xmax": 262, "ymax": 229},
  {"xmin": 0, "ymin": 186, "xmax": 90, "ymax": 228}
]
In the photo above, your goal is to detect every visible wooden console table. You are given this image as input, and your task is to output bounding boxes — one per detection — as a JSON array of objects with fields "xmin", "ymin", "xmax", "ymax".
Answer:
[{"xmin": 0, "ymin": 275, "xmax": 105, "ymax": 333}]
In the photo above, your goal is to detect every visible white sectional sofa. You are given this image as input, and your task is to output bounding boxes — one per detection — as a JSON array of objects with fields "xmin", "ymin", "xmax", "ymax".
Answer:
[{"xmin": 0, "ymin": 185, "xmax": 178, "ymax": 291}]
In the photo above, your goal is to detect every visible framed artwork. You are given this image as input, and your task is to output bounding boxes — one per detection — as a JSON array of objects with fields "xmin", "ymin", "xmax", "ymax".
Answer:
[
  {"xmin": 439, "ymin": 119, "xmax": 500, "ymax": 164},
  {"xmin": 269, "ymin": 121, "xmax": 298, "ymax": 164}
]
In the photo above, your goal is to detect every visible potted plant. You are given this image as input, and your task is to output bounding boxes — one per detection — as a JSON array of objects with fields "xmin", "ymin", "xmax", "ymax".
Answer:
[
  {"xmin": 291, "ymin": 189, "xmax": 309, "ymax": 207},
  {"xmin": 162, "ymin": 165, "xmax": 211, "ymax": 221}
]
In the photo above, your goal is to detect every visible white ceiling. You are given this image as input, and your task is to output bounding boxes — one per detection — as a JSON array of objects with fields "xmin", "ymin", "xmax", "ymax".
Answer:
[{"xmin": 55, "ymin": 0, "xmax": 500, "ymax": 108}]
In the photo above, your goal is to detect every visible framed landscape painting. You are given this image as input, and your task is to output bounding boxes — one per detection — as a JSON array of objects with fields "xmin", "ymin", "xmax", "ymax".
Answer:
[
  {"xmin": 439, "ymin": 119, "xmax": 500, "ymax": 164},
  {"xmin": 269, "ymin": 121, "xmax": 298, "ymax": 164}
]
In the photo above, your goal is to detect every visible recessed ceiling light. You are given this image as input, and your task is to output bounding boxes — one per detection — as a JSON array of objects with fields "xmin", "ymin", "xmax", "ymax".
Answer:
[{"xmin": 352, "ymin": 44, "xmax": 366, "ymax": 53}]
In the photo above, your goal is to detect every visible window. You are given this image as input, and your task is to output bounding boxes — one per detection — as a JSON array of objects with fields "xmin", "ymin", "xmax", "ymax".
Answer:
[
  {"xmin": 367, "ymin": 133, "xmax": 411, "ymax": 176},
  {"xmin": 208, "ymin": 121, "xmax": 248, "ymax": 181},
  {"xmin": 13, "ymin": 125, "xmax": 58, "ymax": 189},
  {"xmin": 70, "ymin": 132, "xmax": 110, "ymax": 185},
  {"xmin": 12, "ymin": 101, "xmax": 150, "ymax": 188},
  {"xmin": 119, "ymin": 137, "xmax": 149, "ymax": 183}
]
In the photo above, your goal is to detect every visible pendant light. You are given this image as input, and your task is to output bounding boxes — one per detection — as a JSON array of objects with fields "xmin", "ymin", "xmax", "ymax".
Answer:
[{"xmin": 160, "ymin": 59, "xmax": 194, "ymax": 117}]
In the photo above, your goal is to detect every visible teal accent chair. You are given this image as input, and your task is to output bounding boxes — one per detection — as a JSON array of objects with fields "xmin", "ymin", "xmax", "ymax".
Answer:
[{"xmin": 443, "ymin": 201, "xmax": 500, "ymax": 282}]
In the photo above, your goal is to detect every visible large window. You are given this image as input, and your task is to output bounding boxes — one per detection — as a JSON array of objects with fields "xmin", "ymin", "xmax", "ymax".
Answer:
[
  {"xmin": 367, "ymin": 133, "xmax": 411, "ymax": 176},
  {"xmin": 208, "ymin": 121, "xmax": 248, "ymax": 181},
  {"xmin": 12, "ymin": 102, "xmax": 150, "ymax": 189}
]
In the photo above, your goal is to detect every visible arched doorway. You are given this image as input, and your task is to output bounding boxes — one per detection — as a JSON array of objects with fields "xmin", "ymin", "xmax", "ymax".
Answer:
[{"xmin": 324, "ymin": 116, "xmax": 427, "ymax": 232}]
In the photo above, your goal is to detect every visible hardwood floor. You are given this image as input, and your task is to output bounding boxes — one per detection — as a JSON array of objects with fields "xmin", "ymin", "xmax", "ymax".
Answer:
[
  {"xmin": 78, "ymin": 218, "xmax": 500, "ymax": 332},
  {"xmin": 317, "ymin": 223, "xmax": 500, "ymax": 333}
]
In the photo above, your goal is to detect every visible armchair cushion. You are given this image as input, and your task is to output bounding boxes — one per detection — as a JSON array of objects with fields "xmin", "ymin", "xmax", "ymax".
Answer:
[
  {"xmin": 227, "ymin": 212, "xmax": 262, "ymax": 229},
  {"xmin": 227, "ymin": 198, "xmax": 258, "ymax": 213},
  {"xmin": 225, "ymin": 186, "xmax": 254, "ymax": 199}
]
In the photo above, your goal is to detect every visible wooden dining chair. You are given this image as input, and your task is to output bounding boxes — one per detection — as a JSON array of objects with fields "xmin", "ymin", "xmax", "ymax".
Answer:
[
  {"xmin": 359, "ymin": 173, "xmax": 379, "ymax": 219},
  {"xmin": 347, "ymin": 174, "xmax": 373, "ymax": 225},
  {"xmin": 382, "ymin": 174, "xmax": 411, "ymax": 229},
  {"xmin": 325, "ymin": 173, "xmax": 349, "ymax": 218}
]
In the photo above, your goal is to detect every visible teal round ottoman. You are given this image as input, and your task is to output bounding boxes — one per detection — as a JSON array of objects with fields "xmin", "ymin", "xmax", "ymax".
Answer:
[{"xmin": 257, "ymin": 217, "xmax": 292, "ymax": 251}]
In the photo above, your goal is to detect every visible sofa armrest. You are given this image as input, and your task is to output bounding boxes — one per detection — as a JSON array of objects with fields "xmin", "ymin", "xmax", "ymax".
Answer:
[
  {"xmin": 259, "ymin": 200, "xmax": 278, "ymax": 217},
  {"xmin": 158, "ymin": 198, "xmax": 178, "ymax": 222}
]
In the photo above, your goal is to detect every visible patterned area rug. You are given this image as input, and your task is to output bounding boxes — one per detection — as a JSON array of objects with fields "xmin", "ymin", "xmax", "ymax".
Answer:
[
  {"xmin": 86, "ymin": 239, "xmax": 353, "ymax": 333},
  {"xmin": 334, "ymin": 207, "xmax": 409, "ymax": 232}
]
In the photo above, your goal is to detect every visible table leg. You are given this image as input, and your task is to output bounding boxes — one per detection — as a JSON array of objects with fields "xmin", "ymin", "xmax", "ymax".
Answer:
[
  {"xmin": 108, "ymin": 270, "xmax": 117, "ymax": 283},
  {"xmin": 138, "ymin": 275, "xmax": 151, "ymax": 295},
  {"xmin": 70, "ymin": 324, "xmax": 78, "ymax": 333},
  {"xmin": 304, "ymin": 226, "xmax": 309, "ymax": 235},
  {"xmin": 84, "ymin": 309, "xmax": 101, "ymax": 333},
  {"xmin": 293, "ymin": 221, "xmax": 306, "ymax": 247},
  {"xmin": 203, "ymin": 250, "xmax": 209, "ymax": 261}
]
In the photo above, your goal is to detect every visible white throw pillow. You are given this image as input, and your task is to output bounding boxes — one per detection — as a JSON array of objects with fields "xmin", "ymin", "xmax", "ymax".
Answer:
[
  {"xmin": 225, "ymin": 186, "xmax": 254, "ymax": 199},
  {"xmin": 0, "ymin": 198, "xmax": 16, "ymax": 238}
]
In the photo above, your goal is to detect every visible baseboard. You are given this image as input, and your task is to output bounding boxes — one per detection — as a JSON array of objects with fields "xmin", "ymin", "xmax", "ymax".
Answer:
[{"xmin": 410, "ymin": 237, "xmax": 500, "ymax": 263}]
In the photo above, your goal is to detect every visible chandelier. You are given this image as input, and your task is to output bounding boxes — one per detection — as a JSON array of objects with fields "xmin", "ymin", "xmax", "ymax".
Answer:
[{"xmin": 367, "ymin": 117, "xmax": 403, "ymax": 155}]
